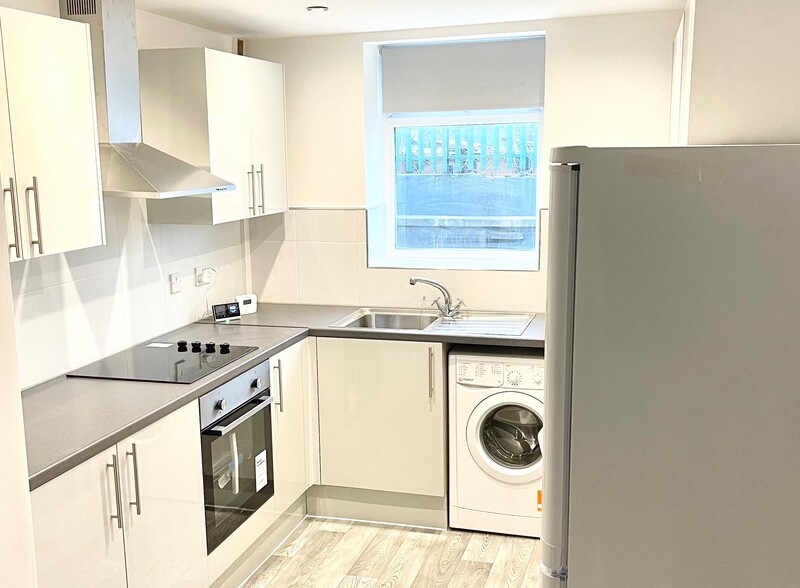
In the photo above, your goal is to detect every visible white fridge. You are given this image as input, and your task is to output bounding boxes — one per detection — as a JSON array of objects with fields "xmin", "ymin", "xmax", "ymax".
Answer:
[{"xmin": 543, "ymin": 145, "xmax": 800, "ymax": 588}]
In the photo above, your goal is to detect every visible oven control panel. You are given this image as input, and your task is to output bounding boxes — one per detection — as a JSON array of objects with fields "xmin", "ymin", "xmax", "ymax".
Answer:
[
  {"xmin": 456, "ymin": 358, "xmax": 544, "ymax": 390},
  {"xmin": 199, "ymin": 360, "xmax": 270, "ymax": 429}
]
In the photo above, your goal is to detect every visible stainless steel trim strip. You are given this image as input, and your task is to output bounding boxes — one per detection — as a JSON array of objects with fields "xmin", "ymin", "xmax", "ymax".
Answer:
[
  {"xmin": 257, "ymin": 163, "xmax": 265, "ymax": 213},
  {"xmin": 428, "ymin": 347, "xmax": 434, "ymax": 399},
  {"xmin": 107, "ymin": 454, "xmax": 123, "ymax": 529},
  {"xmin": 26, "ymin": 177, "xmax": 43, "ymax": 254},
  {"xmin": 206, "ymin": 395, "xmax": 273, "ymax": 437},
  {"xmin": 126, "ymin": 443, "xmax": 142, "ymax": 515},
  {"xmin": 277, "ymin": 358, "xmax": 284, "ymax": 413},
  {"xmin": 4, "ymin": 178, "xmax": 21, "ymax": 258}
]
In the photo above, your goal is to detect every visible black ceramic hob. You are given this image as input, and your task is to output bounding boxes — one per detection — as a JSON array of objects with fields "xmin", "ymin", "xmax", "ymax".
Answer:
[{"xmin": 67, "ymin": 339, "xmax": 257, "ymax": 384}]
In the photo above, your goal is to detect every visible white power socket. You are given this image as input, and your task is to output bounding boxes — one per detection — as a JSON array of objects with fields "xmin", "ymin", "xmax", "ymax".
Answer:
[
  {"xmin": 195, "ymin": 266, "xmax": 214, "ymax": 286},
  {"xmin": 169, "ymin": 272, "xmax": 182, "ymax": 294}
]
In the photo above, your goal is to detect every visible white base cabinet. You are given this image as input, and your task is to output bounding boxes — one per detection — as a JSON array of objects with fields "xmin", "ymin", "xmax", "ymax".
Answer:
[
  {"xmin": 270, "ymin": 338, "xmax": 317, "ymax": 514},
  {"xmin": 139, "ymin": 48, "xmax": 287, "ymax": 225},
  {"xmin": 31, "ymin": 448, "xmax": 127, "ymax": 588},
  {"xmin": 316, "ymin": 338, "xmax": 446, "ymax": 497},
  {"xmin": 31, "ymin": 402, "xmax": 207, "ymax": 588},
  {"xmin": 0, "ymin": 7, "xmax": 103, "ymax": 261}
]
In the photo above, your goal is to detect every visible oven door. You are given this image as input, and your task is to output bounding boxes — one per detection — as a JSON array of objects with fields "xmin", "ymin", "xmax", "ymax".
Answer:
[{"xmin": 201, "ymin": 394, "xmax": 275, "ymax": 554}]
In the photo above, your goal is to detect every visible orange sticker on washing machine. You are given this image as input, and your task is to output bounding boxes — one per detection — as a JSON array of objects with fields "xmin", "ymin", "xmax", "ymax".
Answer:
[{"xmin": 537, "ymin": 490, "xmax": 543, "ymax": 512}]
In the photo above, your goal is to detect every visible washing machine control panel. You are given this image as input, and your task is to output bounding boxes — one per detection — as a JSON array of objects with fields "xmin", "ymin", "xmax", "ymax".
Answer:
[{"xmin": 456, "ymin": 359, "xmax": 544, "ymax": 390}]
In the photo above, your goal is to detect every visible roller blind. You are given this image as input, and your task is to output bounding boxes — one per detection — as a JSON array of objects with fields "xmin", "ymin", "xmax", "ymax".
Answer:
[{"xmin": 380, "ymin": 37, "xmax": 545, "ymax": 114}]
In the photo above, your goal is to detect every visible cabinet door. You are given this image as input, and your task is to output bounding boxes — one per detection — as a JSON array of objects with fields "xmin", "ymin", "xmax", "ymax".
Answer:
[
  {"xmin": 119, "ymin": 402, "xmax": 208, "ymax": 588},
  {"xmin": 0, "ymin": 10, "xmax": 103, "ymax": 258},
  {"xmin": 206, "ymin": 50, "xmax": 255, "ymax": 224},
  {"xmin": 0, "ymin": 18, "xmax": 23, "ymax": 260},
  {"xmin": 271, "ymin": 339, "xmax": 311, "ymax": 514},
  {"xmin": 317, "ymin": 338, "xmax": 445, "ymax": 496},
  {"xmin": 31, "ymin": 448, "xmax": 127, "ymax": 588},
  {"xmin": 248, "ymin": 58, "xmax": 288, "ymax": 216}
]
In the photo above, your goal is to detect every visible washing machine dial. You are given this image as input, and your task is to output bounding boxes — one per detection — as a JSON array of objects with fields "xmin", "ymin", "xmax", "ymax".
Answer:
[{"xmin": 507, "ymin": 371, "xmax": 522, "ymax": 386}]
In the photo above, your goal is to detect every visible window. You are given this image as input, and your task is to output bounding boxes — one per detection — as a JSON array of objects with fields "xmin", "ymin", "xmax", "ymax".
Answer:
[{"xmin": 365, "ymin": 36, "xmax": 546, "ymax": 271}]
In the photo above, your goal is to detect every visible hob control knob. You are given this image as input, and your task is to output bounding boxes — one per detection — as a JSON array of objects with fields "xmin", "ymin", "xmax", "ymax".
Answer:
[
  {"xmin": 191, "ymin": 341, "xmax": 202, "ymax": 353},
  {"xmin": 205, "ymin": 342, "xmax": 216, "ymax": 353},
  {"xmin": 507, "ymin": 371, "xmax": 522, "ymax": 386},
  {"xmin": 177, "ymin": 340, "xmax": 188, "ymax": 352},
  {"xmin": 215, "ymin": 399, "xmax": 227, "ymax": 411},
  {"xmin": 252, "ymin": 378, "xmax": 262, "ymax": 389},
  {"xmin": 220, "ymin": 342, "xmax": 231, "ymax": 354}
]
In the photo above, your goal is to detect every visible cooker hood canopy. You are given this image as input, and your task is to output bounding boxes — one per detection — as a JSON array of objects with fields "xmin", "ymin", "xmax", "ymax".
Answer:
[{"xmin": 60, "ymin": 0, "xmax": 234, "ymax": 198}]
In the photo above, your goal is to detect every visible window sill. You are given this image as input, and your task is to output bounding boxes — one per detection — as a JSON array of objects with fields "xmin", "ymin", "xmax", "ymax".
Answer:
[{"xmin": 367, "ymin": 250, "xmax": 540, "ymax": 272}]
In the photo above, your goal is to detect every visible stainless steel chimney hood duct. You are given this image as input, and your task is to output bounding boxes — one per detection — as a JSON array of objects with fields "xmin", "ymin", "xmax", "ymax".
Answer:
[{"xmin": 60, "ymin": 0, "xmax": 234, "ymax": 198}]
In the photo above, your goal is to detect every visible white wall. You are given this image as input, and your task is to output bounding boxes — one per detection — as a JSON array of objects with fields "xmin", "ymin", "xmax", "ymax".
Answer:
[
  {"xmin": 246, "ymin": 10, "xmax": 682, "ymax": 313},
  {"xmin": 685, "ymin": 0, "xmax": 800, "ymax": 144},
  {"xmin": 5, "ymin": 3, "xmax": 244, "ymax": 388}
]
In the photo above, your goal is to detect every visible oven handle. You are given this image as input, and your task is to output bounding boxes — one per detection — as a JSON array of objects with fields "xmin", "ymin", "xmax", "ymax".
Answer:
[{"xmin": 205, "ymin": 395, "xmax": 273, "ymax": 437}]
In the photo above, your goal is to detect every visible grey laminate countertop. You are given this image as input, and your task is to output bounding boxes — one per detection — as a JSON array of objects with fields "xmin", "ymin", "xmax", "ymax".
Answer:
[
  {"xmin": 202, "ymin": 303, "xmax": 545, "ymax": 348},
  {"xmin": 23, "ymin": 323, "xmax": 307, "ymax": 491}
]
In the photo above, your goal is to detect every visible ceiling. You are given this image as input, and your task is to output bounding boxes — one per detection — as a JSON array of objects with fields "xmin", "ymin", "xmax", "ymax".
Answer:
[{"xmin": 136, "ymin": 0, "xmax": 685, "ymax": 39}]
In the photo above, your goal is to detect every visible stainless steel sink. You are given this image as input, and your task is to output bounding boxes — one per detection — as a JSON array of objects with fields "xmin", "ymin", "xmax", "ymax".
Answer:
[
  {"xmin": 330, "ymin": 307, "xmax": 534, "ymax": 335},
  {"xmin": 331, "ymin": 308, "xmax": 440, "ymax": 330}
]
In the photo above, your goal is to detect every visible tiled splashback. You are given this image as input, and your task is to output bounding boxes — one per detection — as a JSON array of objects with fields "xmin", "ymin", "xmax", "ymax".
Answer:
[
  {"xmin": 11, "ymin": 198, "xmax": 247, "ymax": 389},
  {"xmin": 249, "ymin": 208, "xmax": 548, "ymax": 313}
]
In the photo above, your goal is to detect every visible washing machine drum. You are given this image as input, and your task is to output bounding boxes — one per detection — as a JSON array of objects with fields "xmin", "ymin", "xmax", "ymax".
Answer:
[{"xmin": 467, "ymin": 392, "xmax": 544, "ymax": 484}]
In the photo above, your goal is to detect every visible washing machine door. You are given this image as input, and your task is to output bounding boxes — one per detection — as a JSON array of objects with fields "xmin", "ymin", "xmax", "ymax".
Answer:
[{"xmin": 466, "ymin": 391, "xmax": 544, "ymax": 484}]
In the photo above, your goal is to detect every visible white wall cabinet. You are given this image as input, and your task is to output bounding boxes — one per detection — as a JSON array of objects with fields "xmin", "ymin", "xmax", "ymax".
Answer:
[
  {"xmin": 270, "ymin": 338, "xmax": 316, "ymax": 514},
  {"xmin": 316, "ymin": 338, "xmax": 446, "ymax": 497},
  {"xmin": 0, "ymin": 8, "xmax": 104, "ymax": 262},
  {"xmin": 139, "ymin": 47, "xmax": 287, "ymax": 225},
  {"xmin": 31, "ymin": 402, "xmax": 207, "ymax": 588}
]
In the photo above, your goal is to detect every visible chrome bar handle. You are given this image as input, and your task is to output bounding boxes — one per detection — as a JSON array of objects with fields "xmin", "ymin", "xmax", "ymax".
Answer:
[
  {"xmin": 107, "ymin": 454, "xmax": 123, "ymax": 529},
  {"xmin": 126, "ymin": 443, "xmax": 142, "ymax": 515},
  {"xmin": 257, "ymin": 164, "xmax": 265, "ymax": 213},
  {"xmin": 277, "ymin": 358, "xmax": 284, "ymax": 413},
  {"xmin": 3, "ymin": 177, "xmax": 21, "ymax": 259},
  {"xmin": 428, "ymin": 347, "xmax": 435, "ymax": 400},
  {"xmin": 247, "ymin": 166, "xmax": 256, "ymax": 214},
  {"xmin": 206, "ymin": 395, "xmax": 273, "ymax": 436},
  {"xmin": 26, "ymin": 177, "xmax": 43, "ymax": 254}
]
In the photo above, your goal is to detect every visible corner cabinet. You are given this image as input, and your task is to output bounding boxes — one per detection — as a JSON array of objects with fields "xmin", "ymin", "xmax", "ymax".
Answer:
[
  {"xmin": 139, "ymin": 48, "xmax": 288, "ymax": 225},
  {"xmin": 31, "ymin": 402, "xmax": 208, "ymax": 588},
  {"xmin": 0, "ymin": 7, "xmax": 104, "ymax": 262},
  {"xmin": 316, "ymin": 338, "xmax": 446, "ymax": 497}
]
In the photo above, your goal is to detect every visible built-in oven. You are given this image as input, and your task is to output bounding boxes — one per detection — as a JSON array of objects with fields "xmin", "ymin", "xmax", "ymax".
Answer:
[{"xmin": 199, "ymin": 360, "xmax": 274, "ymax": 554}]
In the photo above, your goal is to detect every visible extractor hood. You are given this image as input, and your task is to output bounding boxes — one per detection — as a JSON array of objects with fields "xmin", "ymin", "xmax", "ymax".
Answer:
[{"xmin": 60, "ymin": 0, "xmax": 234, "ymax": 199}]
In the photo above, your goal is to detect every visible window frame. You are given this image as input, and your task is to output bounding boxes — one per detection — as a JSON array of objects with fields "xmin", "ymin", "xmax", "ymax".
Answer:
[{"xmin": 375, "ymin": 109, "xmax": 544, "ymax": 271}]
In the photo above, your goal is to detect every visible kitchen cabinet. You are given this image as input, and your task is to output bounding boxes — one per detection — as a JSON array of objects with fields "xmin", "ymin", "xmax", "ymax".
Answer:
[
  {"xmin": 0, "ymin": 8, "xmax": 104, "ymax": 262},
  {"xmin": 31, "ymin": 402, "xmax": 207, "ymax": 588},
  {"xmin": 31, "ymin": 448, "xmax": 127, "ymax": 588},
  {"xmin": 316, "ymin": 338, "xmax": 446, "ymax": 497},
  {"xmin": 118, "ymin": 402, "xmax": 208, "ymax": 588},
  {"xmin": 139, "ymin": 48, "xmax": 288, "ymax": 225},
  {"xmin": 270, "ymin": 338, "xmax": 316, "ymax": 514}
]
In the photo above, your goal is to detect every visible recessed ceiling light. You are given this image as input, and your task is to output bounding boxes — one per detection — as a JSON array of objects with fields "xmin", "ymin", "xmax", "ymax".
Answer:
[{"xmin": 306, "ymin": 5, "xmax": 329, "ymax": 11}]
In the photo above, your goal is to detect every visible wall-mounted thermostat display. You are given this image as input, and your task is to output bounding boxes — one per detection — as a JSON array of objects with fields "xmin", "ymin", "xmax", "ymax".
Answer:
[{"xmin": 213, "ymin": 302, "xmax": 241, "ymax": 322}]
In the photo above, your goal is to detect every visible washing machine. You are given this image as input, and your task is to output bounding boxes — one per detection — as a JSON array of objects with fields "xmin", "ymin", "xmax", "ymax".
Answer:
[{"xmin": 449, "ymin": 347, "xmax": 545, "ymax": 538}]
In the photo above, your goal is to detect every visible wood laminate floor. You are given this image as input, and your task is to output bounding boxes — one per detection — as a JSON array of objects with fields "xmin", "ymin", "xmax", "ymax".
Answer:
[{"xmin": 246, "ymin": 518, "xmax": 542, "ymax": 588}]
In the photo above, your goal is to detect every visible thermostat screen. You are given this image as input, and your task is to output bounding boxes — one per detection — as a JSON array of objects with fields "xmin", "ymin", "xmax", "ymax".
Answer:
[{"xmin": 213, "ymin": 302, "xmax": 241, "ymax": 321}]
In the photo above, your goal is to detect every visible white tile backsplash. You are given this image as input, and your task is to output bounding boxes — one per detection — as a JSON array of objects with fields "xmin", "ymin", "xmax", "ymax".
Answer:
[
  {"xmin": 250, "ymin": 207, "xmax": 548, "ymax": 313},
  {"xmin": 296, "ymin": 241, "xmax": 360, "ymax": 305},
  {"xmin": 11, "ymin": 197, "xmax": 248, "ymax": 388}
]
